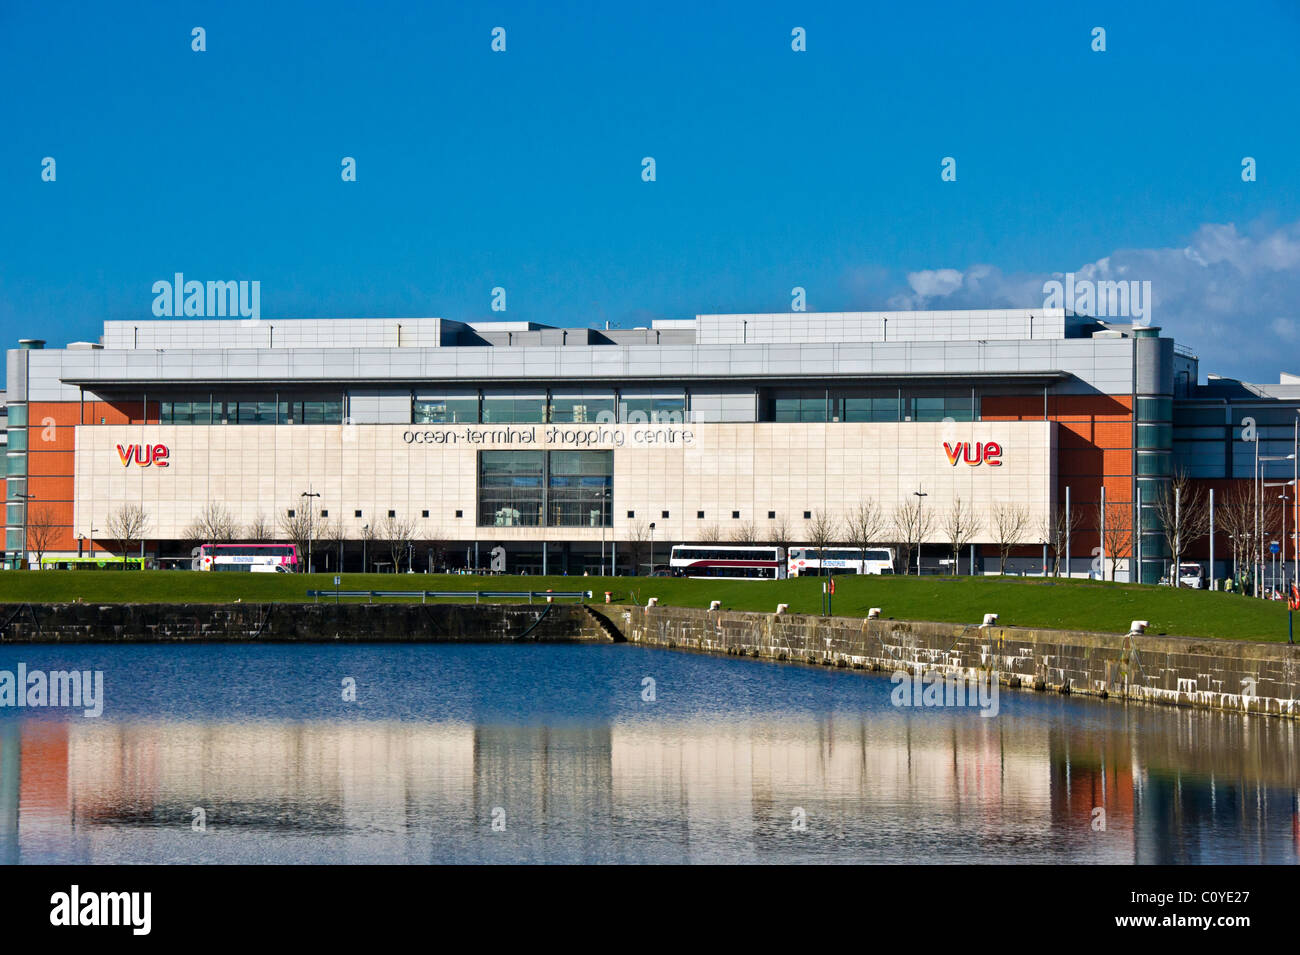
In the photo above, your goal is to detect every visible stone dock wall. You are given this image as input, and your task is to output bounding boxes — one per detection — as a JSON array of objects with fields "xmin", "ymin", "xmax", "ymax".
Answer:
[
  {"xmin": 0, "ymin": 602, "xmax": 612, "ymax": 644},
  {"xmin": 592, "ymin": 604, "xmax": 1300, "ymax": 719}
]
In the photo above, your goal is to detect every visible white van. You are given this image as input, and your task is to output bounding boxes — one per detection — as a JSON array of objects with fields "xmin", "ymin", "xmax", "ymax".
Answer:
[{"xmin": 1177, "ymin": 562, "xmax": 1205, "ymax": 589}]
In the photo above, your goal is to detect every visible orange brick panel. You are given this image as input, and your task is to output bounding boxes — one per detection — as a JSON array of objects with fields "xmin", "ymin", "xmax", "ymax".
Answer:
[
  {"xmin": 26, "ymin": 451, "xmax": 74, "ymax": 477},
  {"xmin": 24, "ymin": 425, "xmax": 76, "ymax": 453},
  {"xmin": 86, "ymin": 400, "xmax": 159, "ymax": 425},
  {"xmin": 27, "ymin": 402, "xmax": 83, "ymax": 427},
  {"xmin": 27, "ymin": 477, "xmax": 74, "ymax": 503}
]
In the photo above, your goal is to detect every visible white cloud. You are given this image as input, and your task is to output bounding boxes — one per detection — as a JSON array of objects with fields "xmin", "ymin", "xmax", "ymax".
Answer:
[{"xmin": 859, "ymin": 219, "xmax": 1300, "ymax": 381}]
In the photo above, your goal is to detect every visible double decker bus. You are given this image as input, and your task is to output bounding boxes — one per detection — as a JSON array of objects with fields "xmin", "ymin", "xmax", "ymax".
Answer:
[
  {"xmin": 668, "ymin": 545, "xmax": 787, "ymax": 580},
  {"xmin": 193, "ymin": 543, "xmax": 299, "ymax": 572},
  {"xmin": 788, "ymin": 546, "xmax": 896, "ymax": 576}
]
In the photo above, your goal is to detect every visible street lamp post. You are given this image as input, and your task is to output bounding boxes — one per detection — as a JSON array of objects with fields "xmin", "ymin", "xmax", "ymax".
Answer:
[
  {"xmin": 648, "ymin": 521, "xmax": 656, "ymax": 576},
  {"xmin": 301, "ymin": 488, "xmax": 320, "ymax": 574},
  {"xmin": 15, "ymin": 492, "xmax": 35, "ymax": 570},
  {"xmin": 912, "ymin": 489, "xmax": 928, "ymax": 576},
  {"xmin": 362, "ymin": 524, "xmax": 369, "ymax": 574},
  {"xmin": 1260, "ymin": 456, "xmax": 1294, "ymax": 597}
]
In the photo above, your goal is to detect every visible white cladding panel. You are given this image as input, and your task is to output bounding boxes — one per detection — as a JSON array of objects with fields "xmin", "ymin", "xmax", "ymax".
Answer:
[{"xmin": 73, "ymin": 421, "xmax": 1056, "ymax": 544}]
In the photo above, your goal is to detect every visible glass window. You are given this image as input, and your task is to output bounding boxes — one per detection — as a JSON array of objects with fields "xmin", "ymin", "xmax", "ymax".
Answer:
[
  {"xmin": 1136, "ymin": 453, "xmax": 1172, "ymax": 476},
  {"xmin": 6, "ymin": 405, "xmax": 26, "ymax": 427},
  {"xmin": 482, "ymin": 393, "xmax": 546, "ymax": 424},
  {"xmin": 912, "ymin": 397, "xmax": 946, "ymax": 422},
  {"xmin": 767, "ymin": 390, "xmax": 825, "ymax": 422},
  {"xmin": 413, "ymin": 396, "xmax": 479, "ymax": 424},
  {"xmin": 547, "ymin": 451, "xmax": 613, "ymax": 526},
  {"xmin": 6, "ymin": 503, "xmax": 25, "ymax": 526},
  {"xmin": 6, "ymin": 479, "xmax": 25, "ymax": 501},
  {"xmin": 478, "ymin": 451, "xmax": 545, "ymax": 526},
  {"xmin": 1136, "ymin": 423, "xmax": 1173, "ymax": 449},
  {"xmin": 6, "ymin": 454, "xmax": 26, "ymax": 476},
  {"xmin": 1136, "ymin": 396, "xmax": 1173, "ymax": 422},
  {"xmin": 6, "ymin": 430, "xmax": 26, "ymax": 451},
  {"xmin": 550, "ymin": 393, "xmax": 616, "ymax": 424},
  {"xmin": 620, "ymin": 394, "xmax": 685, "ymax": 424}
]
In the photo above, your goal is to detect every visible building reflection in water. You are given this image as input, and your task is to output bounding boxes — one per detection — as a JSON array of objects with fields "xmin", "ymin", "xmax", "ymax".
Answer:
[{"xmin": 1, "ymin": 703, "xmax": 1297, "ymax": 864}]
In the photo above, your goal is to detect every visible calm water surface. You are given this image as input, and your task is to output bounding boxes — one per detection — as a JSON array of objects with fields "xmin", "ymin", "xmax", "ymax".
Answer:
[{"xmin": 1, "ymin": 643, "xmax": 1296, "ymax": 864}]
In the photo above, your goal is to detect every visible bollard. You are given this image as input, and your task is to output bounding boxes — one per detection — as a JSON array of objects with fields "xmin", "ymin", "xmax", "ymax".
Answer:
[
  {"xmin": 776, "ymin": 603, "xmax": 789, "ymax": 615},
  {"xmin": 546, "ymin": 589, "xmax": 553, "ymax": 604},
  {"xmin": 867, "ymin": 607, "xmax": 881, "ymax": 619},
  {"xmin": 1129, "ymin": 620, "xmax": 1149, "ymax": 635},
  {"xmin": 981, "ymin": 613, "xmax": 999, "ymax": 627},
  {"xmin": 605, "ymin": 591, "xmax": 612, "ymax": 604},
  {"xmin": 709, "ymin": 600, "xmax": 721, "ymax": 611}
]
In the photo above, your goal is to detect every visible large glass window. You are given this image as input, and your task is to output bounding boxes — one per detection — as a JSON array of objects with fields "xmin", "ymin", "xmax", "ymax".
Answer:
[
  {"xmin": 6, "ymin": 405, "xmax": 26, "ymax": 427},
  {"xmin": 767, "ymin": 390, "xmax": 826, "ymax": 422},
  {"xmin": 478, "ymin": 451, "xmax": 545, "ymax": 526},
  {"xmin": 549, "ymin": 391, "xmax": 616, "ymax": 424},
  {"xmin": 6, "ymin": 430, "xmax": 26, "ymax": 452},
  {"xmin": 547, "ymin": 451, "xmax": 613, "ymax": 526},
  {"xmin": 482, "ymin": 391, "xmax": 547, "ymax": 424},
  {"xmin": 476, "ymin": 451, "xmax": 613, "ymax": 527},
  {"xmin": 840, "ymin": 397, "xmax": 900, "ymax": 422},
  {"xmin": 413, "ymin": 393, "xmax": 479, "ymax": 424},
  {"xmin": 619, "ymin": 392, "xmax": 685, "ymax": 424}
]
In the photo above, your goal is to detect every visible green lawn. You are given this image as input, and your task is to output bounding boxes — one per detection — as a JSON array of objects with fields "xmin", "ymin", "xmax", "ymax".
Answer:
[{"xmin": 0, "ymin": 570, "xmax": 1294, "ymax": 642}]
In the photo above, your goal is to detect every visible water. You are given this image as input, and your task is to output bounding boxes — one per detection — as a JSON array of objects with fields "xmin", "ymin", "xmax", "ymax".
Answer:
[{"xmin": 1, "ymin": 643, "xmax": 1296, "ymax": 864}]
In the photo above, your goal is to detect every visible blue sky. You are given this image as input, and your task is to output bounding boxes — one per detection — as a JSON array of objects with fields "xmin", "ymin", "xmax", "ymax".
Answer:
[{"xmin": 2, "ymin": 0, "xmax": 1298, "ymax": 377}]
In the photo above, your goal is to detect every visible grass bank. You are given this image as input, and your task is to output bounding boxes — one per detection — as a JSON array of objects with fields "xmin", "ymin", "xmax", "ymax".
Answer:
[{"xmin": 0, "ymin": 570, "xmax": 1294, "ymax": 642}]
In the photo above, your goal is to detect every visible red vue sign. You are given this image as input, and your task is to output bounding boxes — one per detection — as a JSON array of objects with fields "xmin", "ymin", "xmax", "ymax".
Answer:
[
  {"xmin": 117, "ymin": 443, "xmax": 169, "ymax": 468},
  {"xmin": 943, "ymin": 441, "xmax": 1002, "ymax": 467}
]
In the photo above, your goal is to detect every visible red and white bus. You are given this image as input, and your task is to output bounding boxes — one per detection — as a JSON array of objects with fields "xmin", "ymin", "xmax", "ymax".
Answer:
[
  {"xmin": 193, "ymin": 543, "xmax": 299, "ymax": 573},
  {"xmin": 668, "ymin": 545, "xmax": 788, "ymax": 580}
]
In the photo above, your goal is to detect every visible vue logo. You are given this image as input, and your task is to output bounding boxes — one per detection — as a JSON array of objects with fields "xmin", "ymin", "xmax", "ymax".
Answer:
[
  {"xmin": 117, "ymin": 443, "xmax": 169, "ymax": 468},
  {"xmin": 943, "ymin": 441, "xmax": 1002, "ymax": 467}
]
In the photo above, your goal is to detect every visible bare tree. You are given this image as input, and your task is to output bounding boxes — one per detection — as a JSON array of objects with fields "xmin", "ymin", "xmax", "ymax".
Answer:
[
  {"xmin": 1038, "ymin": 503, "xmax": 1083, "ymax": 577},
  {"xmin": 1099, "ymin": 499, "xmax": 1134, "ymax": 581},
  {"xmin": 626, "ymin": 520, "xmax": 651, "ymax": 575},
  {"xmin": 941, "ymin": 497, "xmax": 981, "ymax": 574},
  {"xmin": 415, "ymin": 532, "xmax": 447, "ymax": 574},
  {"xmin": 277, "ymin": 510, "xmax": 313, "ymax": 572},
  {"xmin": 380, "ymin": 514, "xmax": 419, "ymax": 573},
  {"xmin": 845, "ymin": 500, "xmax": 887, "ymax": 566},
  {"xmin": 244, "ymin": 511, "xmax": 273, "ymax": 542},
  {"xmin": 1152, "ymin": 469, "xmax": 1209, "ymax": 586},
  {"xmin": 1217, "ymin": 482, "xmax": 1261, "ymax": 587},
  {"xmin": 184, "ymin": 502, "xmax": 238, "ymax": 546},
  {"xmin": 106, "ymin": 503, "xmax": 149, "ymax": 570},
  {"xmin": 770, "ymin": 513, "xmax": 792, "ymax": 545},
  {"xmin": 697, "ymin": 523, "xmax": 722, "ymax": 543},
  {"xmin": 26, "ymin": 505, "xmax": 59, "ymax": 568},
  {"xmin": 804, "ymin": 510, "xmax": 841, "ymax": 572},
  {"xmin": 990, "ymin": 502, "xmax": 1030, "ymax": 574},
  {"xmin": 728, "ymin": 520, "xmax": 757, "ymax": 544},
  {"xmin": 318, "ymin": 517, "xmax": 346, "ymax": 573},
  {"xmin": 892, "ymin": 497, "xmax": 935, "ymax": 575}
]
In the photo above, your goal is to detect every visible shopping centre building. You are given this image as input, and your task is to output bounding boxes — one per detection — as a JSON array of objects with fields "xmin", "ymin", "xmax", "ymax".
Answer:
[{"xmin": 3, "ymin": 308, "xmax": 1297, "ymax": 582}]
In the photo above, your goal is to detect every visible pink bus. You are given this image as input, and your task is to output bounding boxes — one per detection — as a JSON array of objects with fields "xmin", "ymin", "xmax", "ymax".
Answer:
[{"xmin": 194, "ymin": 543, "xmax": 300, "ymax": 573}]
